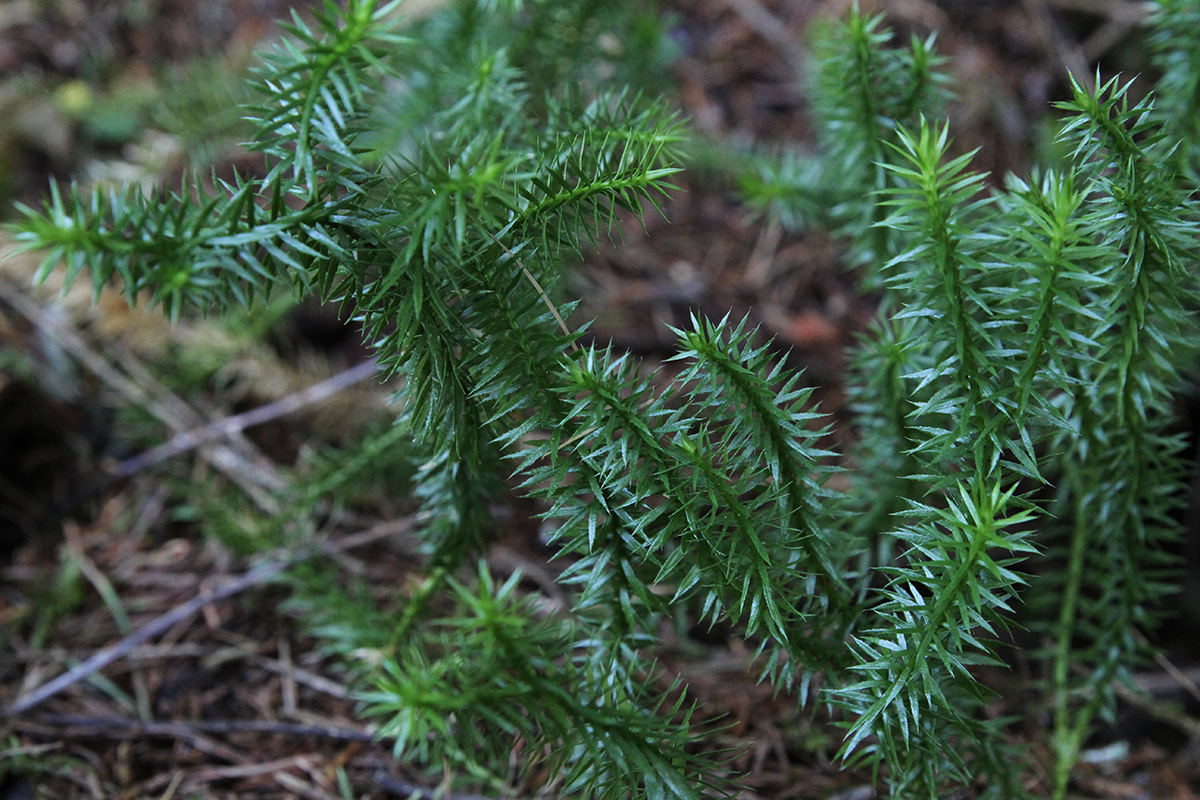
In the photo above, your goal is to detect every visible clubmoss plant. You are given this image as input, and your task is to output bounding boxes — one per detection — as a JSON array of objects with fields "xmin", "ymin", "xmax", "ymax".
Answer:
[
  {"xmin": 10, "ymin": 1, "xmax": 1200, "ymax": 798},
  {"xmin": 745, "ymin": 5, "xmax": 1200, "ymax": 797},
  {"xmin": 1149, "ymin": 0, "xmax": 1200, "ymax": 178}
]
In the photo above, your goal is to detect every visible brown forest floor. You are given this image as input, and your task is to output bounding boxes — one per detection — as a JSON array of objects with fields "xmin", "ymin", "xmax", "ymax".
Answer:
[{"xmin": 2, "ymin": 0, "xmax": 1200, "ymax": 798}]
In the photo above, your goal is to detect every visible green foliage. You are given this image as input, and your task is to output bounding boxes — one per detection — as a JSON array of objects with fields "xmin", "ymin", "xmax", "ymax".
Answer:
[
  {"xmin": 153, "ymin": 55, "xmax": 257, "ymax": 166},
  {"xmin": 10, "ymin": 1, "xmax": 1200, "ymax": 798},
  {"xmin": 1041, "ymin": 70, "xmax": 1198, "ymax": 794},
  {"xmin": 362, "ymin": 565, "xmax": 719, "ymax": 799},
  {"xmin": 750, "ymin": 6, "xmax": 1200, "ymax": 797},
  {"xmin": 741, "ymin": 9, "xmax": 949, "ymax": 267},
  {"xmin": 1149, "ymin": 0, "xmax": 1200, "ymax": 176}
]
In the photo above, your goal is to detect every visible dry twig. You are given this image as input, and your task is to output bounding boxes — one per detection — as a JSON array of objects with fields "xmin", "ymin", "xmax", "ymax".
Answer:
[
  {"xmin": 112, "ymin": 357, "xmax": 380, "ymax": 478},
  {"xmin": 719, "ymin": 0, "xmax": 804, "ymax": 67}
]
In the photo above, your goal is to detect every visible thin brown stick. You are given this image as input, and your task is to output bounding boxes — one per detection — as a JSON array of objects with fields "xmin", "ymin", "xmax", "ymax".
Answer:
[
  {"xmin": 6, "ymin": 520, "xmax": 412, "ymax": 715},
  {"xmin": 1023, "ymin": 0, "xmax": 1095, "ymax": 92},
  {"xmin": 156, "ymin": 771, "xmax": 184, "ymax": 800},
  {"xmin": 252, "ymin": 653, "xmax": 351, "ymax": 700},
  {"xmin": 113, "ymin": 358, "xmax": 380, "ymax": 478},
  {"xmin": 1134, "ymin": 628, "xmax": 1200, "ymax": 707},
  {"xmin": 0, "ymin": 742, "xmax": 62, "ymax": 760},
  {"xmin": 720, "ymin": 0, "xmax": 803, "ymax": 67},
  {"xmin": 484, "ymin": 230, "xmax": 577, "ymax": 350},
  {"xmin": 18, "ymin": 714, "xmax": 376, "ymax": 742},
  {"xmin": 186, "ymin": 755, "xmax": 312, "ymax": 782},
  {"xmin": 275, "ymin": 772, "xmax": 345, "ymax": 800},
  {"xmin": 1113, "ymin": 679, "xmax": 1200, "ymax": 741}
]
